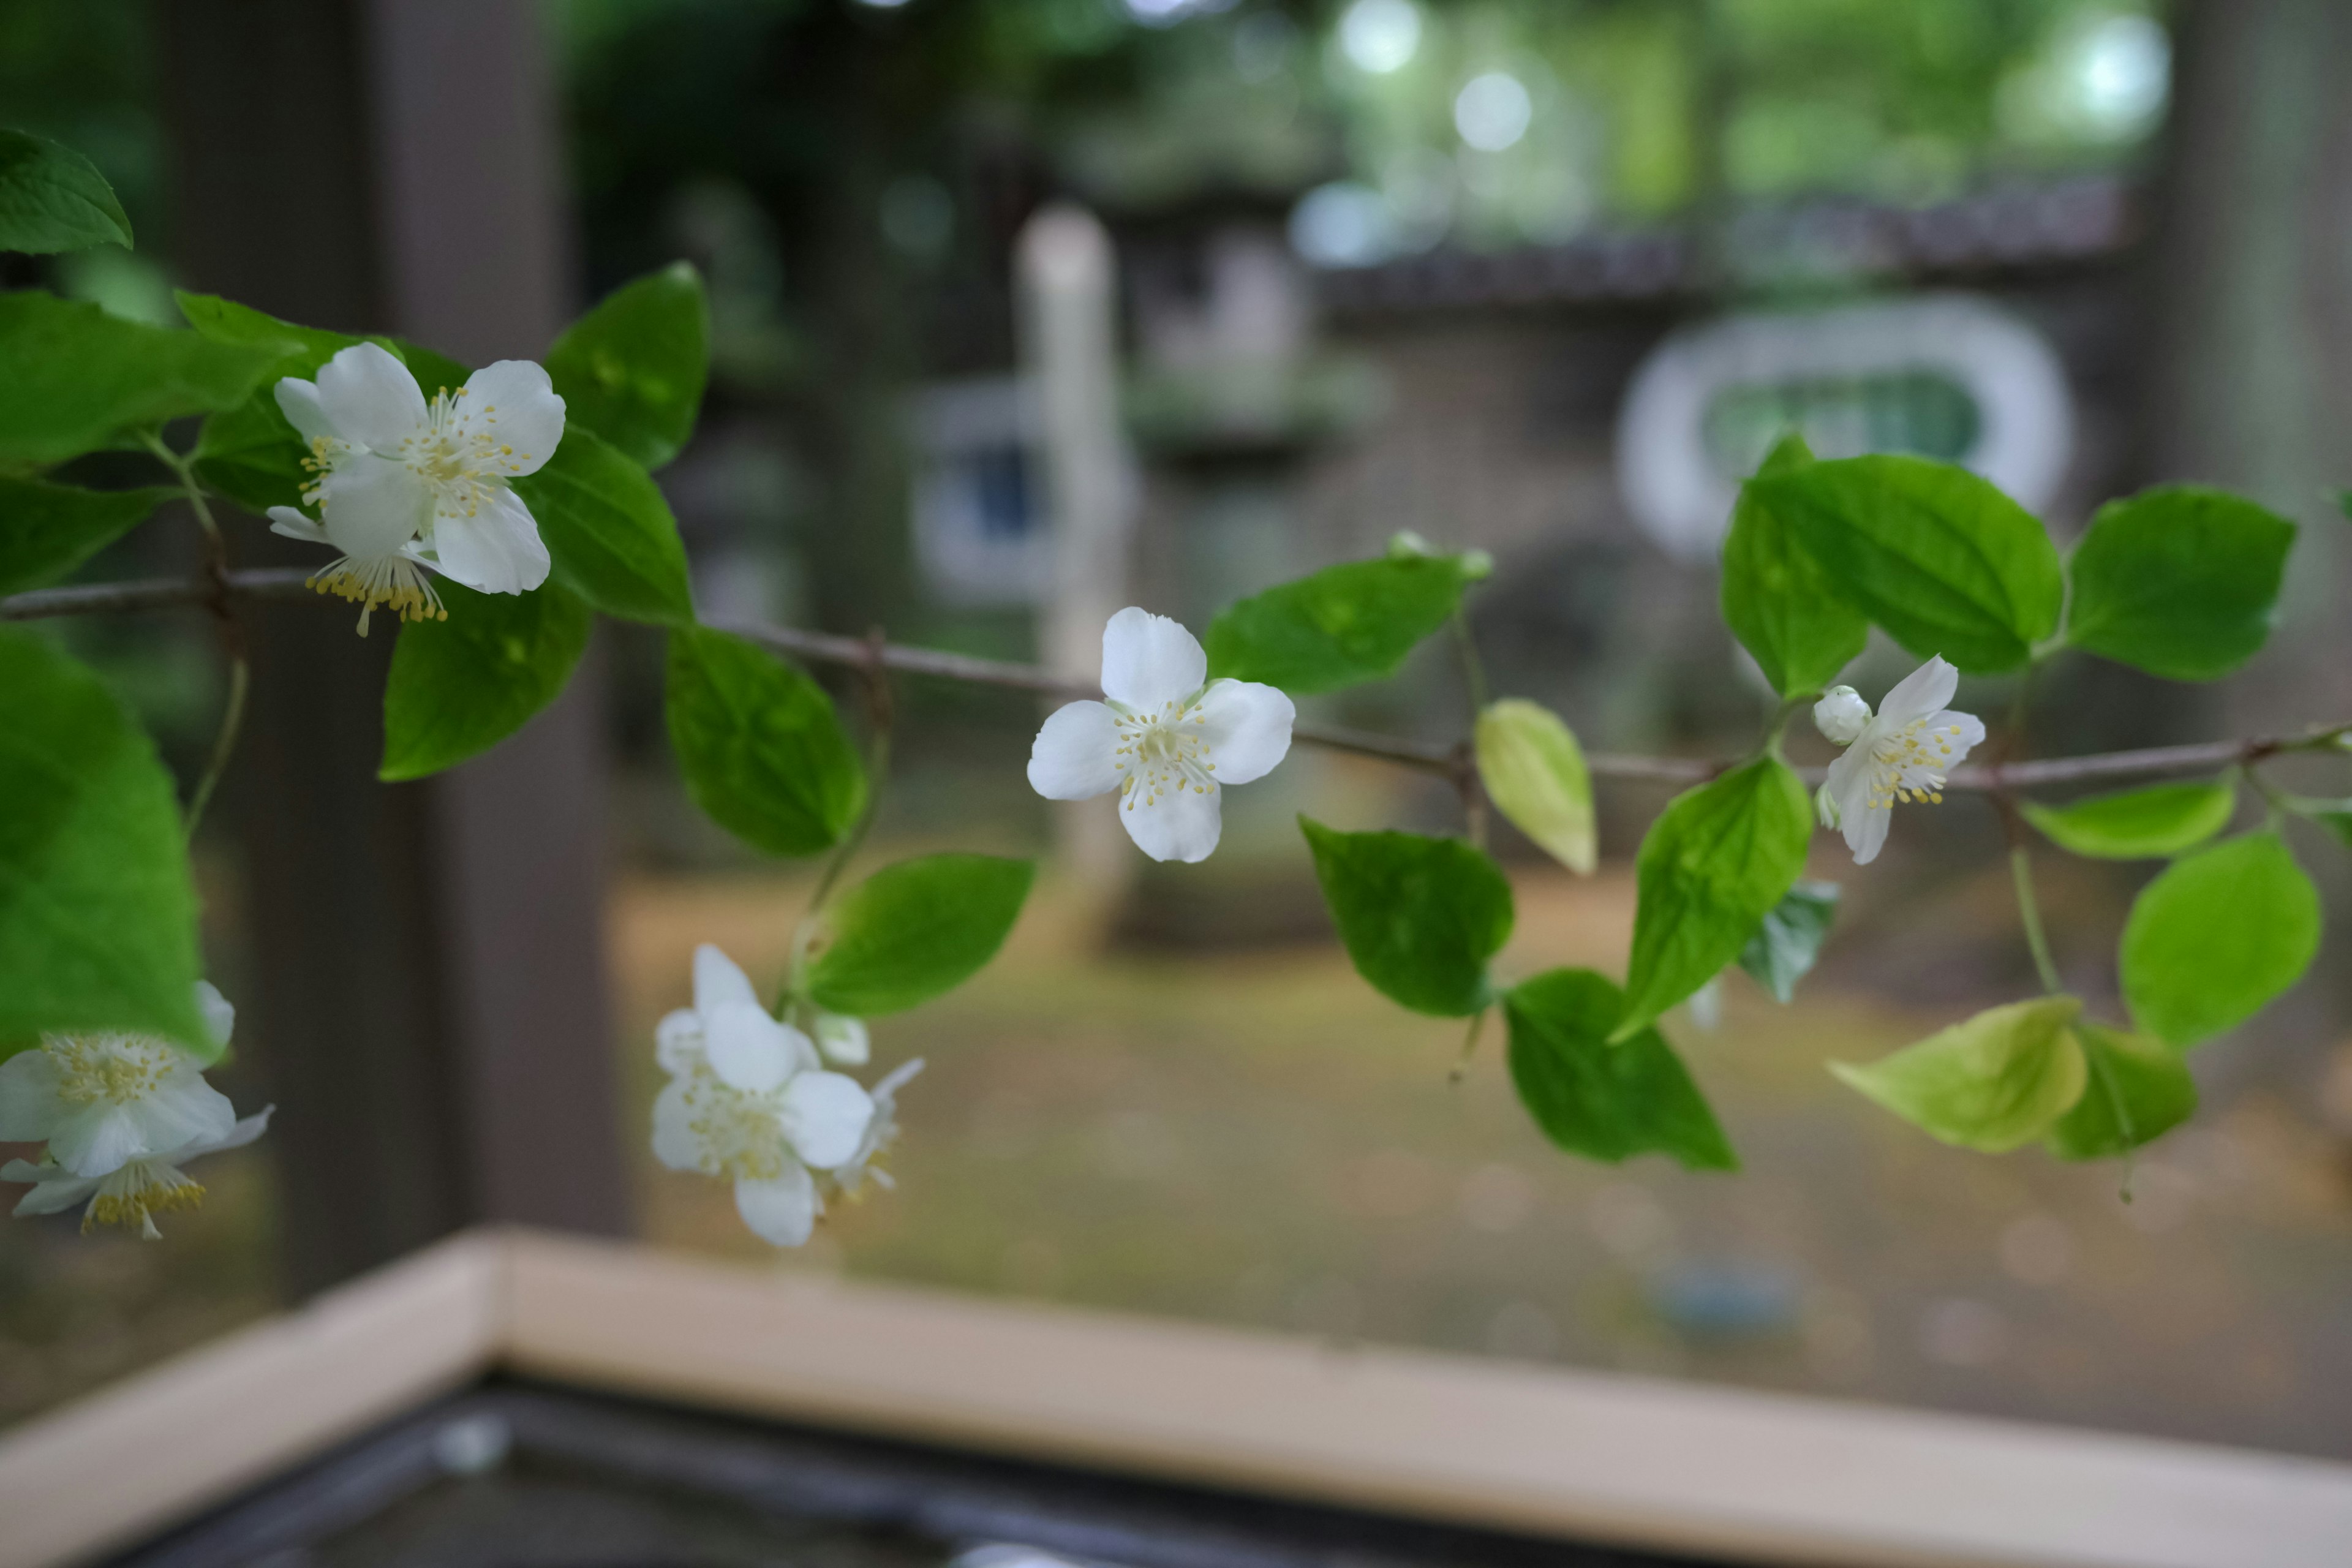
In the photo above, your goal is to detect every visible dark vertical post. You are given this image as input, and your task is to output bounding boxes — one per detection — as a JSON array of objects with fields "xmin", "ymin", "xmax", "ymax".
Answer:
[
  {"xmin": 2145, "ymin": 0, "xmax": 2352, "ymax": 1085},
  {"xmin": 362, "ymin": 1, "xmax": 631, "ymax": 1240},
  {"xmin": 162, "ymin": 0, "xmax": 627, "ymax": 1296}
]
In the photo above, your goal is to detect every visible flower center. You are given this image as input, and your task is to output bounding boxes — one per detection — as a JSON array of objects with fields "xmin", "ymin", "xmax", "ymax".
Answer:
[
  {"xmin": 48, "ymin": 1036, "xmax": 176, "ymax": 1107},
  {"xmin": 1110, "ymin": 697, "xmax": 1217, "ymax": 811},
  {"xmin": 1867, "ymin": 717, "xmax": 1965, "ymax": 809},
  {"xmin": 85, "ymin": 1161, "xmax": 205, "ymax": 1237},
  {"xmin": 398, "ymin": 387, "xmax": 535, "ymax": 510},
  {"xmin": 298, "ymin": 435, "xmax": 349, "ymax": 508},
  {"xmin": 309, "ymin": 552, "xmax": 446, "ymax": 636},
  {"xmin": 678, "ymin": 1068, "xmax": 790, "ymax": 1182}
]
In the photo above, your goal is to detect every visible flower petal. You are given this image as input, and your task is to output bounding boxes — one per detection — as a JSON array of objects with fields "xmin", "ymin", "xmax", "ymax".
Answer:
[
  {"xmin": 812, "ymin": 1012, "xmax": 870, "ymax": 1067},
  {"xmin": 654, "ymin": 1008, "xmax": 703, "ymax": 1076},
  {"xmin": 1926, "ymin": 709, "xmax": 1988, "ymax": 763},
  {"xmin": 734, "ymin": 1166, "xmax": 820, "ymax": 1247},
  {"xmin": 48, "ymin": 1106, "xmax": 147, "ymax": 1178},
  {"xmin": 431, "ymin": 485, "xmax": 549, "ymax": 595},
  {"xmin": 1100, "ymin": 608, "xmax": 1205, "ymax": 709},
  {"xmin": 1027, "ymin": 701, "xmax": 1122, "ymax": 800},
  {"xmin": 1193, "ymin": 679, "xmax": 1294, "ymax": 785},
  {"xmin": 873, "ymin": 1057, "xmax": 925, "ymax": 1101},
  {"xmin": 649, "ymin": 1079, "xmax": 705, "ymax": 1172},
  {"xmin": 692, "ymin": 943, "xmax": 760, "ymax": 1014},
  {"xmin": 195, "ymin": 981, "xmax": 235, "ymax": 1051},
  {"xmin": 1845, "ymin": 798, "xmax": 1892, "ymax": 865},
  {"xmin": 454, "ymin": 360, "xmax": 565, "ymax": 477},
  {"xmin": 265, "ymin": 507, "xmax": 328, "ymax": 544},
  {"xmin": 1120, "ymin": 782, "xmax": 1223, "ymax": 863},
  {"xmin": 123, "ymin": 1059, "xmax": 236, "ymax": 1156},
  {"xmin": 1878, "ymin": 656, "xmax": 1958, "ymax": 726},
  {"xmin": 703, "ymin": 1003, "xmax": 796, "ymax": 1093},
  {"xmin": 320, "ymin": 453, "xmax": 434, "ymax": 559},
  {"xmin": 1824, "ymin": 739, "xmax": 1873, "ymax": 827},
  {"xmin": 314, "ymin": 342, "xmax": 428, "ymax": 453},
  {"xmin": 11, "ymin": 1172, "xmax": 97, "ymax": 1217},
  {"xmin": 0, "ymin": 1050, "xmax": 67, "ymax": 1141},
  {"xmin": 179, "ymin": 1106, "xmax": 273, "ymax": 1161},
  {"xmin": 273, "ymin": 377, "xmax": 341, "ymax": 444},
  {"xmin": 780, "ymin": 1071, "xmax": 875, "ymax": 1170}
]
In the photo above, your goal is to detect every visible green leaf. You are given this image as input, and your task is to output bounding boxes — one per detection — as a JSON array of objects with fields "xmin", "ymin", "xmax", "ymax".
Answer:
[
  {"xmin": 177, "ymin": 291, "xmax": 357, "ymax": 364},
  {"xmin": 0, "ymin": 292, "xmax": 294, "ymax": 467},
  {"xmin": 0, "ymin": 477, "xmax": 173, "ymax": 595},
  {"xmin": 1747, "ymin": 454, "xmax": 2063, "ymax": 674},
  {"xmin": 379, "ymin": 582, "xmax": 593, "ymax": 781},
  {"xmin": 2046, "ymin": 1023, "xmax": 2197, "ymax": 1161},
  {"xmin": 2120, "ymin": 832, "xmax": 2320, "ymax": 1047},
  {"xmin": 2064, "ymin": 487, "xmax": 2296, "ymax": 681},
  {"xmin": 1474, "ymin": 698, "xmax": 1594, "ymax": 874},
  {"xmin": 1299, "ymin": 818, "xmax": 1513, "ymax": 1017},
  {"xmin": 1504, "ymin": 967, "xmax": 1737, "ymax": 1171},
  {"xmin": 1615, "ymin": 756, "xmax": 1812, "ymax": 1041},
  {"xmin": 2020, "ymin": 779, "xmax": 2236, "ymax": 860},
  {"xmin": 0, "ymin": 628, "xmax": 206, "ymax": 1057},
  {"xmin": 807, "ymin": 853, "xmax": 1036, "ymax": 1017},
  {"xmin": 513, "ymin": 426, "xmax": 695, "ymax": 625},
  {"xmin": 1720, "ymin": 434, "xmax": 1866, "ymax": 696},
  {"xmin": 1737, "ymin": 879, "xmax": 1839, "ymax": 1004},
  {"xmin": 1205, "ymin": 554, "xmax": 1477, "ymax": 695},
  {"xmin": 666, "ymin": 624, "xmax": 865, "ymax": 857},
  {"xmin": 1831, "ymin": 996, "xmax": 2087, "ymax": 1153},
  {"xmin": 546, "ymin": 262, "xmax": 709, "ymax": 470},
  {"xmin": 0, "ymin": 130, "xmax": 132, "ymax": 254}
]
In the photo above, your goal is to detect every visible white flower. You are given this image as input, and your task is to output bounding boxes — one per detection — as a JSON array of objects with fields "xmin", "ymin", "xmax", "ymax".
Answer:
[
  {"xmin": 650, "ymin": 944, "xmax": 876, "ymax": 1248},
  {"xmin": 3, "ymin": 1108, "xmax": 273, "ymax": 1240},
  {"xmin": 824, "ymin": 1057, "xmax": 922, "ymax": 1200},
  {"xmin": 1027, "ymin": 607, "xmax": 1296, "ymax": 864},
  {"xmin": 265, "ymin": 342, "xmax": 564, "ymax": 635},
  {"xmin": 0, "ymin": 982, "xmax": 238, "ymax": 1178},
  {"xmin": 812, "ymin": 1011, "xmax": 870, "ymax": 1067},
  {"xmin": 1815, "ymin": 656, "xmax": 1986, "ymax": 865},
  {"xmin": 0, "ymin": 981, "xmax": 273, "ymax": 1238}
]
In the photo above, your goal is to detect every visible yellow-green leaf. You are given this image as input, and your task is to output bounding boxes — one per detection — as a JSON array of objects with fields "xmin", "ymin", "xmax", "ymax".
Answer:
[
  {"xmin": 1475, "ymin": 698, "xmax": 1594, "ymax": 875},
  {"xmin": 1831, "ymin": 996, "xmax": 2086, "ymax": 1153}
]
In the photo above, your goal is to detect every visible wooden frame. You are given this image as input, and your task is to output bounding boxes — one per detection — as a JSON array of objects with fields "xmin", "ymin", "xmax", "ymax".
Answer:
[{"xmin": 3, "ymin": 1229, "xmax": 2348, "ymax": 1568}]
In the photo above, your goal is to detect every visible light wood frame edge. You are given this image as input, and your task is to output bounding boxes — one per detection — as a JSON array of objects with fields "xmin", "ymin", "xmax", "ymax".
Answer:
[{"xmin": 5, "ymin": 1228, "xmax": 2351, "ymax": 1568}]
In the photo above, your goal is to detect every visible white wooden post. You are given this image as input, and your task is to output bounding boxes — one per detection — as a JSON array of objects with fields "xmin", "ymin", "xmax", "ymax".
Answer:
[{"xmin": 1018, "ymin": 204, "xmax": 1136, "ymax": 909}]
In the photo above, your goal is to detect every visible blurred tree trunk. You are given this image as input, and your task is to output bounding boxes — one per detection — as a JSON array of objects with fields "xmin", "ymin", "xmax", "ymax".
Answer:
[
  {"xmin": 2149, "ymin": 0, "xmax": 2352, "ymax": 722},
  {"xmin": 2146, "ymin": 0, "xmax": 2352, "ymax": 1095},
  {"xmin": 164, "ymin": 0, "xmax": 628, "ymax": 1297},
  {"xmin": 781, "ymin": 12, "xmax": 918, "ymax": 639}
]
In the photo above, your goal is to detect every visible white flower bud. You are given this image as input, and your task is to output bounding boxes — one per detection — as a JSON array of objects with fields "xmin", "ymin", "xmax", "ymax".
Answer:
[
  {"xmin": 1814, "ymin": 686, "xmax": 1872, "ymax": 747},
  {"xmin": 812, "ymin": 1011, "xmax": 870, "ymax": 1067}
]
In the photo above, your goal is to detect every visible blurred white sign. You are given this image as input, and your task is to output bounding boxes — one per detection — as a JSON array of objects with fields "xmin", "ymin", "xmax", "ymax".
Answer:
[
  {"xmin": 1615, "ymin": 293, "xmax": 2075, "ymax": 560},
  {"xmin": 910, "ymin": 375, "xmax": 1047, "ymax": 608}
]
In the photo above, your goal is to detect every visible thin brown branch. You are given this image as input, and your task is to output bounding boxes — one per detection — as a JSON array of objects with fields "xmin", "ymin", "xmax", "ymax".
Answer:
[
  {"xmin": 0, "ymin": 568, "xmax": 317, "ymax": 621},
  {"xmin": 4, "ymin": 573, "xmax": 2342, "ymax": 794}
]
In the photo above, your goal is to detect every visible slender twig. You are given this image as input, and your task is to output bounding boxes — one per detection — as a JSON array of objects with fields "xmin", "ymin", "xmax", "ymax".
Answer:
[
  {"xmin": 0, "ymin": 568, "xmax": 315, "ymax": 620},
  {"xmin": 6, "ymin": 571, "xmax": 2349, "ymax": 795},
  {"xmin": 135, "ymin": 440, "xmax": 262, "ymax": 838},
  {"xmin": 1450, "ymin": 608, "xmax": 1491, "ymax": 712},
  {"xmin": 183, "ymin": 655, "xmax": 249, "ymax": 840},
  {"xmin": 1449, "ymin": 1006, "xmax": 1489, "ymax": 1084},
  {"xmin": 784, "ymin": 628, "xmax": 897, "ymax": 1015},
  {"xmin": 2008, "ymin": 846, "xmax": 2064, "ymax": 995}
]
